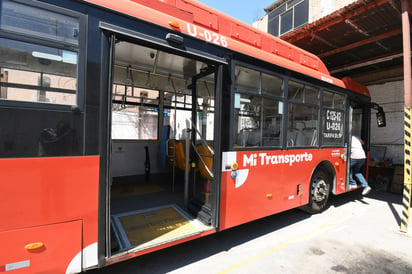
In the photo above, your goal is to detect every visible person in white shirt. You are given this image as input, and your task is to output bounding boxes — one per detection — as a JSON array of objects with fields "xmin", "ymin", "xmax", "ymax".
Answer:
[{"xmin": 349, "ymin": 135, "xmax": 371, "ymax": 195}]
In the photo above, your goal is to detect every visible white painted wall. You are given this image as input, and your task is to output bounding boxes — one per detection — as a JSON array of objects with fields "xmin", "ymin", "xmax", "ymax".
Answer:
[
  {"xmin": 310, "ymin": 0, "xmax": 356, "ymax": 22},
  {"xmin": 369, "ymin": 80, "xmax": 404, "ymax": 165},
  {"xmin": 111, "ymin": 141, "xmax": 165, "ymax": 177},
  {"xmin": 252, "ymin": 15, "xmax": 268, "ymax": 30}
]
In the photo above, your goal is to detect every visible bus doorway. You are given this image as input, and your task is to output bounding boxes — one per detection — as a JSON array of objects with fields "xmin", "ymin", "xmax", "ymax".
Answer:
[
  {"xmin": 347, "ymin": 105, "xmax": 369, "ymax": 190},
  {"xmin": 107, "ymin": 38, "xmax": 218, "ymax": 256}
]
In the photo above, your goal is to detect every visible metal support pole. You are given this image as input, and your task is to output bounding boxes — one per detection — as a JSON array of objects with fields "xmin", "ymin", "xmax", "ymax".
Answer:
[
  {"xmin": 400, "ymin": 0, "xmax": 412, "ymax": 233},
  {"xmin": 184, "ymin": 128, "xmax": 191, "ymax": 208},
  {"xmin": 402, "ymin": 107, "xmax": 412, "ymax": 232}
]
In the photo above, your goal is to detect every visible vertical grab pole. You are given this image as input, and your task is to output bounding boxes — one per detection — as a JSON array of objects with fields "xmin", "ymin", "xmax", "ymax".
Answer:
[
  {"xmin": 400, "ymin": 0, "xmax": 412, "ymax": 233},
  {"xmin": 184, "ymin": 128, "xmax": 191, "ymax": 208}
]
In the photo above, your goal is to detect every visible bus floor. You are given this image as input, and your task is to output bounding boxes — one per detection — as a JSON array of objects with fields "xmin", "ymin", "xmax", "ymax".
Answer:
[
  {"xmin": 110, "ymin": 172, "xmax": 185, "ymax": 214},
  {"xmin": 109, "ymin": 172, "xmax": 212, "ymax": 254}
]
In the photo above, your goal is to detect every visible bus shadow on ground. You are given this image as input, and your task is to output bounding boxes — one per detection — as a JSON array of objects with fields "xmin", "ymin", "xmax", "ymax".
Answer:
[
  {"xmin": 88, "ymin": 207, "xmax": 312, "ymax": 273},
  {"xmin": 88, "ymin": 191, "xmax": 402, "ymax": 274},
  {"xmin": 329, "ymin": 188, "xmax": 402, "ymax": 226}
]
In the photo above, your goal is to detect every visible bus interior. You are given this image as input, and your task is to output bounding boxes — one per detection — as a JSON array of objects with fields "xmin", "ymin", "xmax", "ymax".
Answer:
[{"xmin": 109, "ymin": 39, "xmax": 217, "ymax": 255}]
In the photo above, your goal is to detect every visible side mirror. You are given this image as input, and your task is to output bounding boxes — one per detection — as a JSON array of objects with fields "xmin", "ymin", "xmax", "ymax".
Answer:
[{"xmin": 376, "ymin": 107, "xmax": 386, "ymax": 127}]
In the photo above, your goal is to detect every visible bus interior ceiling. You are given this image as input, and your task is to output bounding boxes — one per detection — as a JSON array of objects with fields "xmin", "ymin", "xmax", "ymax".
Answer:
[{"xmin": 109, "ymin": 40, "xmax": 215, "ymax": 254}]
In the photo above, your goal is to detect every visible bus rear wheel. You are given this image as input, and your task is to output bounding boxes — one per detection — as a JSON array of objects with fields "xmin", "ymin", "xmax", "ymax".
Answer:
[{"xmin": 301, "ymin": 169, "xmax": 331, "ymax": 214}]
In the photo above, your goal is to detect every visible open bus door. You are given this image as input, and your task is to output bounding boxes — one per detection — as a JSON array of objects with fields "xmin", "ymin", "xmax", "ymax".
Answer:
[
  {"xmin": 104, "ymin": 30, "xmax": 223, "ymax": 259},
  {"xmin": 183, "ymin": 66, "xmax": 218, "ymax": 225},
  {"xmin": 347, "ymin": 102, "xmax": 386, "ymax": 191}
]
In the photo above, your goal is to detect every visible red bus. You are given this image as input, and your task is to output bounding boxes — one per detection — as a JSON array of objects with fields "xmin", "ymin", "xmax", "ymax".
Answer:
[{"xmin": 0, "ymin": 0, "xmax": 385, "ymax": 273}]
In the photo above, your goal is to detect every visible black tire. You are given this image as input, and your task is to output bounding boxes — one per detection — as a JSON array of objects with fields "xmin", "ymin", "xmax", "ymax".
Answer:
[{"xmin": 301, "ymin": 169, "xmax": 331, "ymax": 214}]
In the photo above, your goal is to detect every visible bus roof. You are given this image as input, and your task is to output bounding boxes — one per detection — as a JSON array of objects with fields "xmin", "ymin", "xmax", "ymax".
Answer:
[{"xmin": 82, "ymin": 0, "xmax": 370, "ymax": 97}]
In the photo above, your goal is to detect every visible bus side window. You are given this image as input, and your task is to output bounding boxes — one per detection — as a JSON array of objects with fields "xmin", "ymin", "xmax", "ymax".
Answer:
[
  {"xmin": 0, "ymin": 0, "xmax": 80, "ymax": 106},
  {"xmin": 287, "ymin": 104, "xmax": 319, "ymax": 147},
  {"xmin": 287, "ymin": 81, "xmax": 319, "ymax": 148},
  {"xmin": 0, "ymin": 0, "xmax": 84, "ymax": 157},
  {"xmin": 0, "ymin": 39, "xmax": 78, "ymax": 106},
  {"xmin": 233, "ymin": 66, "xmax": 284, "ymax": 148},
  {"xmin": 234, "ymin": 93, "xmax": 261, "ymax": 147}
]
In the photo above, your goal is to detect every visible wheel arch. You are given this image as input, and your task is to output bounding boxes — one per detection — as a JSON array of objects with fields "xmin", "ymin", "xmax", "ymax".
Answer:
[
  {"xmin": 300, "ymin": 160, "xmax": 336, "ymax": 214},
  {"xmin": 311, "ymin": 160, "xmax": 336, "ymax": 195}
]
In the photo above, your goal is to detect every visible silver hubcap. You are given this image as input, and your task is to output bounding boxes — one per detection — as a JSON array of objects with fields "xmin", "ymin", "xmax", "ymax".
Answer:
[{"xmin": 313, "ymin": 177, "xmax": 328, "ymax": 202}]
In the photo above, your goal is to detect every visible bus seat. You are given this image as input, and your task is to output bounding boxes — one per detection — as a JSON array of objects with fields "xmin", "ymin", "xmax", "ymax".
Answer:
[
  {"xmin": 197, "ymin": 144, "xmax": 213, "ymax": 180},
  {"xmin": 291, "ymin": 122, "xmax": 307, "ymax": 146},
  {"xmin": 295, "ymin": 129, "xmax": 306, "ymax": 146},
  {"xmin": 167, "ymin": 139, "xmax": 188, "ymax": 171},
  {"xmin": 247, "ymin": 129, "xmax": 260, "ymax": 146},
  {"xmin": 302, "ymin": 128, "xmax": 317, "ymax": 146},
  {"xmin": 174, "ymin": 141, "xmax": 186, "ymax": 171},
  {"xmin": 287, "ymin": 130, "xmax": 297, "ymax": 146},
  {"xmin": 237, "ymin": 129, "xmax": 249, "ymax": 147}
]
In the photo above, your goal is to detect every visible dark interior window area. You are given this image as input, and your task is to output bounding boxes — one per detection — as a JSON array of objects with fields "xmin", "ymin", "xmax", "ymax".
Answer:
[
  {"xmin": 0, "ymin": 107, "xmax": 83, "ymax": 157},
  {"xmin": 0, "ymin": 0, "xmax": 83, "ymax": 157}
]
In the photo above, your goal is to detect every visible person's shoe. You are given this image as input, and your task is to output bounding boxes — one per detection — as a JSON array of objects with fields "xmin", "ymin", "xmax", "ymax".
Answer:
[
  {"xmin": 362, "ymin": 186, "xmax": 371, "ymax": 195},
  {"xmin": 349, "ymin": 184, "xmax": 358, "ymax": 189}
]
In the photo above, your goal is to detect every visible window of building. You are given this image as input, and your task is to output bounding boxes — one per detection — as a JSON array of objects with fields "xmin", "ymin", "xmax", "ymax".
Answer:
[{"xmin": 267, "ymin": 0, "xmax": 309, "ymax": 37}]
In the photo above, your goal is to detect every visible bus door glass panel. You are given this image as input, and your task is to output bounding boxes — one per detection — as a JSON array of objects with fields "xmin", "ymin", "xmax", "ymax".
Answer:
[
  {"xmin": 111, "ymin": 38, "xmax": 218, "ymax": 202},
  {"xmin": 349, "ymin": 107, "xmax": 368, "ymax": 182},
  {"xmin": 191, "ymin": 70, "xmax": 215, "ymax": 206},
  {"xmin": 351, "ymin": 108, "xmax": 363, "ymax": 138}
]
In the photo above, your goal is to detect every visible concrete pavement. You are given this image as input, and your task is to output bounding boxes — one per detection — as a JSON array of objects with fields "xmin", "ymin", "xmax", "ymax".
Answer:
[{"xmin": 88, "ymin": 189, "xmax": 412, "ymax": 274}]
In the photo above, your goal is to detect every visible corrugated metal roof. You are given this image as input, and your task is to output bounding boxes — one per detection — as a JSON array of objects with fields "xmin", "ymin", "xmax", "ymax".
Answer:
[{"xmin": 280, "ymin": 0, "xmax": 410, "ymax": 85}]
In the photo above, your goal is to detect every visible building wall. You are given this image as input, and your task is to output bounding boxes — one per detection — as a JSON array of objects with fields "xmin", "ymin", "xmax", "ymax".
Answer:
[
  {"xmin": 252, "ymin": 14, "xmax": 268, "ymax": 30},
  {"xmin": 369, "ymin": 80, "xmax": 404, "ymax": 165},
  {"xmin": 254, "ymin": 0, "xmax": 357, "ymax": 33},
  {"xmin": 310, "ymin": 0, "xmax": 356, "ymax": 22}
]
